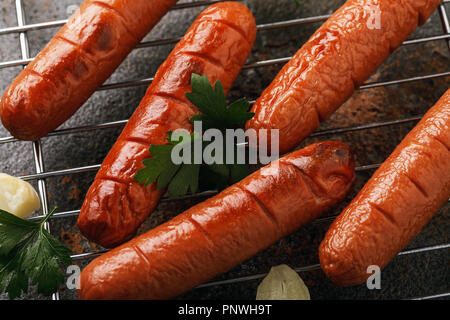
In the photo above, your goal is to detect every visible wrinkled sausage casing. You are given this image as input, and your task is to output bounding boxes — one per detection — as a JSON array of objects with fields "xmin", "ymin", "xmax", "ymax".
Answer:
[
  {"xmin": 79, "ymin": 141, "xmax": 355, "ymax": 300},
  {"xmin": 77, "ymin": 2, "xmax": 257, "ymax": 248},
  {"xmin": 0, "ymin": 0, "xmax": 180, "ymax": 141},
  {"xmin": 319, "ymin": 89, "xmax": 450, "ymax": 286},
  {"xmin": 246, "ymin": 0, "xmax": 442, "ymax": 154}
]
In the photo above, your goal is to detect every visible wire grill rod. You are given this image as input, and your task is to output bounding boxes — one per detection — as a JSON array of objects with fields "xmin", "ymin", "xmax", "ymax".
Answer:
[
  {"xmin": 13, "ymin": 0, "xmax": 59, "ymax": 301},
  {"xmin": 1, "ymin": 14, "xmax": 450, "ymax": 69},
  {"xmin": 194, "ymin": 243, "xmax": 450, "ymax": 289},
  {"xmin": 1, "ymin": 70, "xmax": 448, "ymax": 145}
]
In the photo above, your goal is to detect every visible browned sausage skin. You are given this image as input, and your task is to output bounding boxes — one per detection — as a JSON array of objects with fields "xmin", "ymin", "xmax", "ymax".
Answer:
[
  {"xmin": 79, "ymin": 141, "xmax": 355, "ymax": 300},
  {"xmin": 77, "ymin": 2, "xmax": 257, "ymax": 248},
  {"xmin": 0, "ymin": 0, "xmax": 179, "ymax": 141},
  {"xmin": 245, "ymin": 0, "xmax": 442, "ymax": 154},
  {"xmin": 319, "ymin": 89, "xmax": 450, "ymax": 286}
]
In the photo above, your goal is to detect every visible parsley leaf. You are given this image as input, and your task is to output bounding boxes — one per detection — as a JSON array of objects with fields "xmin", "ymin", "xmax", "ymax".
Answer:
[
  {"xmin": 199, "ymin": 164, "xmax": 230, "ymax": 191},
  {"xmin": 167, "ymin": 163, "xmax": 200, "ymax": 198},
  {"xmin": 0, "ymin": 211, "xmax": 36, "ymax": 257},
  {"xmin": 0, "ymin": 208, "xmax": 72, "ymax": 299},
  {"xmin": 135, "ymin": 74, "xmax": 255, "ymax": 198},
  {"xmin": 134, "ymin": 132, "xmax": 201, "ymax": 198},
  {"xmin": 186, "ymin": 74, "xmax": 254, "ymax": 130}
]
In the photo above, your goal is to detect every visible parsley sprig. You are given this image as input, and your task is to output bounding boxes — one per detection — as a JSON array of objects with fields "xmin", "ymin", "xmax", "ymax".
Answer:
[
  {"xmin": 0, "ymin": 208, "xmax": 72, "ymax": 299},
  {"xmin": 134, "ymin": 132, "xmax": 201, "ymax": 198},
  {"xmin": 134, "ymin": 74, "xmax": 254, "ymax": 197},
  {"xmin": 187, "ymin": 74, "xmax": 254, "ymax": 130}
]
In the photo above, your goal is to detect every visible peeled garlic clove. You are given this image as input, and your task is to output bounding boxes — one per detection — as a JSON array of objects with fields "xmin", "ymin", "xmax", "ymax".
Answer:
[
  {"xmin": 0, "ymin": 173, "xmax": 41, "ymax": 219},
  {"xmin": 256, "ymin": 264, "xmax": 311, "ymax": 300}
]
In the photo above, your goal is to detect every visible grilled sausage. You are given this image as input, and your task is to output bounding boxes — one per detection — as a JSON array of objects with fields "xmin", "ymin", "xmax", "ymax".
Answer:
[
  {"xmin": 77, "ymin": 2, "xmax": 257, "ymax": 248},
  {"xmin": 0, "ymin": 0, "xmax": 179, "ymax": 141},
  {"xmin": 78, "ymin": 141, "xmax": 355, "ymax": 300},
  {"xmin": 246, "ymin": 0, "xmax": 442, "ymax": 154},
  {"xmin": 319, "ymin": 89, "xmax": 450, "ymax": 286}
]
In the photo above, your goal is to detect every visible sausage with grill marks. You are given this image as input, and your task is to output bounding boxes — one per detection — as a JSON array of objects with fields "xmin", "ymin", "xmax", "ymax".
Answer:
[
  {"xmin": 77, "ymin": 2, "xmax": 257, "ymax": 248},
  {"xmin": 78, "ymin": 141, "xmax": 355, "ymax": 300},
  {"xmin": 319, "ymin": 89, "xmax": 450, "ymax": 286},
  {"xmin": 0, "ymin": 0, "xmax": 179, "ymax": 141},
  {"xmin": 245, "ymin": 0, "xmax": 442, "ymax": 154}
]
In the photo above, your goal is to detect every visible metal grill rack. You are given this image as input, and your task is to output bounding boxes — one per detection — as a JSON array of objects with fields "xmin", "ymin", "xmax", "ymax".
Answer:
[{"xmin": 0, "ymin": 0, "xmax": 449, "ymax": 300}]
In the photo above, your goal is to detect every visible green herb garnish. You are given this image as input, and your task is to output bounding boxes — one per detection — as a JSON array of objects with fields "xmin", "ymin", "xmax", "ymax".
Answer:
[
  {"xmin": 0, "ymin": 208, "xmax": 72, "ymax": 299},
  {"xmin": 134, "ymin": 74, "xmax": 254, "ymax": 197},
  {"xmin": 186, "ymin": 74, "xmax": 254, "ymax": 130},
  {"xmin": 134, "ymin": 132, "xmax": 201, "ymax": 198}
]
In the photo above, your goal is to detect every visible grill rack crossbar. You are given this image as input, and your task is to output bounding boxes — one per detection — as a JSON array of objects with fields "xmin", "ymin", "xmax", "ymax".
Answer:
[{"xmin": 0, "ymin": 0, "xmax": 449, "ymax": 300}]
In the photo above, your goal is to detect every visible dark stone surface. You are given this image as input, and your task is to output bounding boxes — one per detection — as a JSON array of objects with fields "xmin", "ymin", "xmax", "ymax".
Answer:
[{"xmin": 0, "ymin": 0, "xmax": 448, "ymax": 300}]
